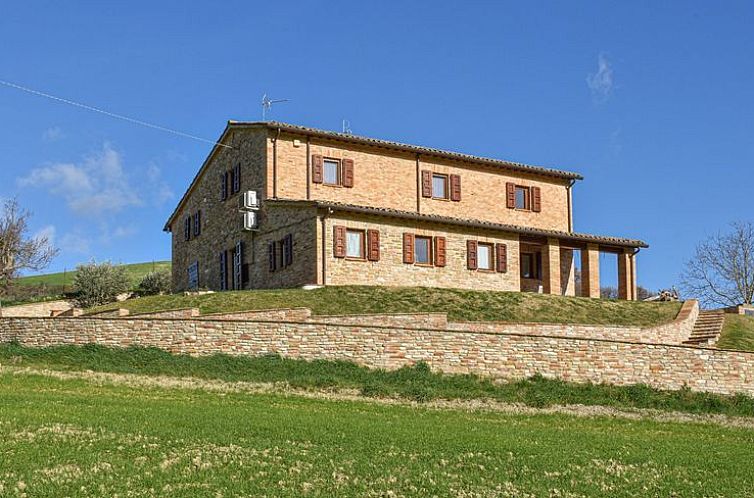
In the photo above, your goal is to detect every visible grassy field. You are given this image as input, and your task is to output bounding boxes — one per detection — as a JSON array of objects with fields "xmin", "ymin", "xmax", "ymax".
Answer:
[
  {"xmin": 1, "ymin": 369, "xmax": 753, "ymax": 497},
  {"xmin": 718, "ymin": 314, "xmax": 754, "ymax": 352},
  {"xmin": 90, "ymin": 285, "xmax": 681, "ymax": 326},
  {"xmin": 16, "ymin": 261, "xmax": 171, "ymax": 288},
  {"xmin": 2, "ymin": 343, "xmax": 752, "ymax": 417}
]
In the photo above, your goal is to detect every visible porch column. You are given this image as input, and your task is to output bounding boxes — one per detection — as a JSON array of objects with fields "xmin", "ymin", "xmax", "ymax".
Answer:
[
  {"xmin": 618, "ymin": 249, "xmax": 637, "ymax": 300},
  {"xmin": 542, "ymin": 237, "xmax": 561, "ymax": 295},
  {"xmin": 580, "ymin": 243, "xmax": 601, "ymax": 298}
]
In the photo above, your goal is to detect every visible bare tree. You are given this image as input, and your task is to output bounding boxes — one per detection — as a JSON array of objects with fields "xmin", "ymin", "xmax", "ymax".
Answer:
[
  {"xmin": 681, "ymin": 222, "xmax": 754, "ymax": 308},
  {"xmin": 0, "ymin": 199, "xmax": 59, "ymax": 293}
]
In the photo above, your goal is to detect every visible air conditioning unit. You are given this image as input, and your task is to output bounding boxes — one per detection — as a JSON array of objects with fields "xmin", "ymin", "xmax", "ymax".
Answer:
[
  {"xmin": 240, "ymin": 190, "xmax": 259, "ymax": 210},
  {"xmin": 242, "ymin": 211, "xmax": 258, "ymax": 231}
]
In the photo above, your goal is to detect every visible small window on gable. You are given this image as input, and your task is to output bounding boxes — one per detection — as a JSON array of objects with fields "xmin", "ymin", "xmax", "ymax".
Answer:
[
  {"xmin": 432, "ymin": 174, "xmax": 448, "ymax": 199},
  {"xmin": 346, "ymin": 229, "xmax": 364, "ymax": 259},
  {"xmin": 515, "ymin": 186, "xmax": 530, "ymax": 210},
  {"xmin": 414, "ymin": 236, "xmax": 432, "ymax": 265},
  {"xmin": 477, "ymin": 243, "xmax": 493, "ymax": 271},
  {"xmin": 323, "ymin": 159, "xmax": 340, "ymax": 186}
]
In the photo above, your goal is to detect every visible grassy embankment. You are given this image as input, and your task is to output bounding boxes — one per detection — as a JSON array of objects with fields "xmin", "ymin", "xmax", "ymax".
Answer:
[
  {"xmin": 91, "ymin": 285, "xmax": 681, "ymax": 326},
  {"xmin": 718, "ymin": 314, "xmax": 754, "ymax": 352}
]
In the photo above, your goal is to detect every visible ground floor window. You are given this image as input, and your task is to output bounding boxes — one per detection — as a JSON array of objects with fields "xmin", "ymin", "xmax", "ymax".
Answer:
[
  {"xmin": 521, "ymin": 252, "xmax": 539, "ymax": 279},
  {"xmin": 346, "ymin": 229, "xmax": 365, "ymax": 259},
  {"xmin": 414, "ymin": 236, "xmax": 432, "ymax": 265},
  {"xmin": 477, "ymin": 243, "xmax": 493, "ymax": 270},
  {"xmin": 187, "ymin": 262, "xmax": 199, "ymax": 289}
]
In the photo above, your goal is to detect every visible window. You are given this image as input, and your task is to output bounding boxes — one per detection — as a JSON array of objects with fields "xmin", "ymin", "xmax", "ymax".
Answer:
[
  {"xmin": 515, "ymin": 186, "xmax": 530, "ymax": 210},
  {"xmin": 477, "ymin": 243, "xmax": 493, "ymax": 271},
  {"xmin": 414, "ymin": 236, "xmax": 432, "ymax": 265},
  {"xmin": 520, "ymin": 252, "xmax": 536, "ymax": 279},
  {"xmin": 187, "ymin": 262, "xmax": 199, "ymax": 289},
  {"xmin": 323, "ymin": 159, "xmax": 340, "ymax": 185},
  {"xmin": 346, "ymin": 229, "xmax": 365, "ymax": 259},
  {"xmin": 432, "ymin": 174, "xmax": 448, "ymax": 199},
  {"xmin": 193, "ymin": 211, "xmax": 201, "ymax": 237}
]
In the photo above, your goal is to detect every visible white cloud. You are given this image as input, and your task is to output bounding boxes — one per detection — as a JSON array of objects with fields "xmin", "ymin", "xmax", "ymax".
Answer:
[
  {"xmin": 145, "ymin": 162, "xmax": 175, "ymax": 205},
  {"xmin": 42, "ymin": 126, "xmax": 65, "ymax": 142},
  {"xmin": 59, "ymin": 232, "xmax": 91, "ymax": 254},
  {"xmin": 34, "ymin": 225, "xmax": 56, "ymax": 246},
  {"xmin": 18, "ymin": 144, "xmax": 142, "ymax": 217},
  {"xmin": 586, "ymin": 53, "xmax": 614, "ymax": 102}
]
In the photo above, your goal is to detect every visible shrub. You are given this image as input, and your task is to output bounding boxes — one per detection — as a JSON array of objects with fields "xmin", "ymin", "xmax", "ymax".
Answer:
[
  {"xmin": 138, "ymin": 269, "xmax": 172, "ymax": 296},
  {"xmin": 72, "ymin": 262, "xmax": 130, "ymax": 308}
]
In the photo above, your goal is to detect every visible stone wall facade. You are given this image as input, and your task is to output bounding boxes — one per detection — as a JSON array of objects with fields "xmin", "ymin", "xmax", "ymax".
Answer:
[{"xmin": 1, "ymin": 303, "xmax": 751, "ymax": 396}]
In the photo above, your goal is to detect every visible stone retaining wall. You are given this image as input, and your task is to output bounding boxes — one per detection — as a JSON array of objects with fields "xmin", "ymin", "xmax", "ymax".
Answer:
[
  {"xmin": 312, "ymin": 312, "xmax": 448, "ymax": 329},
  {"xmin": 199, "ymin": 308, "xmax": 312, "ymax": 322},
  {"xmin": 1, "ymin": 312, "xmax": 751, "ymax": 396},
  {"xmin": 447, "ymin": 300, "xmax": 698, "ymax": 345}
]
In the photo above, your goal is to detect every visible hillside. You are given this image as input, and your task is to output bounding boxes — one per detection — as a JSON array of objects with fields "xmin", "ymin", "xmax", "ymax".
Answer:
[
  {"xmin": 16, "ymin": 261, "xmax": 171, "ymax": 287},
  {"xmin": 92, "ymin": 285, "xmax": 682, "ymax": 326},
  {"xmin": 718, "ymin": 314, "xmax": 754, "ymax": 351}
]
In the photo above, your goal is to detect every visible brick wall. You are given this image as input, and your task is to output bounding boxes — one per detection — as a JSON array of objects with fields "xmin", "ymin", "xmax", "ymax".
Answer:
[
  {"xmin": 1, "ymin": 306, "xmax": 751, "ymax": 396},
  {"xmin": 272, "ymin": 132, "xmax": 572, "ymax": 232}
]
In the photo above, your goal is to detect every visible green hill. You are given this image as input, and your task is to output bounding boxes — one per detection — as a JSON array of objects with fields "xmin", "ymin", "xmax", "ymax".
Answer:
[{"xmin": 16, "ymin": 261, "xmax": 171, "ymax": 288}]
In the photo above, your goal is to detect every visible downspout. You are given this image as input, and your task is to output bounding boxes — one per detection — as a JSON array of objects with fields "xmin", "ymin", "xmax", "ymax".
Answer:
[
  {"xmin": 306, "ymin": 136, "xmax": 311, "ymax": 200},
  {"xmin": 320, "ymin": 208, "xmax": 332, "ymax": 286},
  {"xmin": 566, "ymin": 179, "xmax": 576, "ymax": 232},
  {"xmin": 415, "ymin": 154, "xmax": 421, "ymax": 214},
  {"xmin": 272, "ymin": 127, "xmax": 281, "ymax": 199}
]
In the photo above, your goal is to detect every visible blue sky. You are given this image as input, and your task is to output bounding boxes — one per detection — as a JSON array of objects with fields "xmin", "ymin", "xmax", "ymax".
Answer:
[{"xmin": 1, "ymin": 1, "xmax": 753, "ymax": 291}]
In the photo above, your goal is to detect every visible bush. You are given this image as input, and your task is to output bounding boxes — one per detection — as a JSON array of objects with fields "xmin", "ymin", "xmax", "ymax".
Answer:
[
  {"xmin": 72, "ymin": 262, "xmax": 130, "ymax": 308},
  {"xmin": 138, "ymin": 269, "xmax": 172, "ymax": 296}
]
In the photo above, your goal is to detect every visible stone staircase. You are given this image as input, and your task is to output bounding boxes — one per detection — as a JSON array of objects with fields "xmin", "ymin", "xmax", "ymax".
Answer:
[{"xmin": 683, "ymin": 310, "xmax": 725, "ymax": 346}]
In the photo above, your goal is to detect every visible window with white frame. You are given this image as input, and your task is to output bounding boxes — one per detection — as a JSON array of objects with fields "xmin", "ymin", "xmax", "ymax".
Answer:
[
  {"xmin": 432, "ymin": 174, "xmax": 448, "ymax": 199},
  {"xmin": 346, "ymin": 229, "xmax": 365, "ymax": 258},
  {"xmin": 477, "ymin": 243, "xmax": 493, "ymax": 270},
  {"xmin": 323, "ymin": 159, "xmax": 340, "ymax": 185},
  {"xmin": 414, "ymin": 236, "xmax": 432, "ymax": 265}
]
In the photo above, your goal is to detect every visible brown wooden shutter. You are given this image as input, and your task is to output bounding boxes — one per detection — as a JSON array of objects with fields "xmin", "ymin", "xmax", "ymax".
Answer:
[
  {"xmin": 531, "ymin": 186, "xmax": 542, "ymax": 212},
  {"xmin": 333, "ymin": 225, "xmax": 346, "ymax": 258},
  {"xmin": 495, "ymin": 243, "xmax": 508, "ymax": 273},
  {"xmin": 312, "ymin": 154, "xmax": 323, "ymax": 184},
  {"xmin": 421, "ymin": 170, "xmax": 432, "ymax": 198},
  {"xmin": 268, "ymin": 242, "xmax": 276, "ymax": 272},
  {"xmin": 467, "ymin": 240, "xmax": 478, "ymax": 270},
  {"xmin": 367, "ymin": 229, "xmax": 380, "ymax": 261},
  {"xmin": 450, "ymin": 174, "xmax": 461, "ymax": 201},
  {"xmin": 342, "ymin": 158, "xmax": 354, "ymax": 188},
  {"xmin": 434, "ymin": 236, "xmax": 447, "ymax": 267},
  {"xmin": 506, "ymin": 182, "xmax": 516, "ymax": 209},
  {"xmin": 402, "ymin": 233, "xmax": 415, "ymax": 264}
]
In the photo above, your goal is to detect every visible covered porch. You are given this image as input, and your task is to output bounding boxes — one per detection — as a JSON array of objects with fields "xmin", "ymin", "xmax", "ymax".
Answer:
[{"xmin": 517, "ymin": 235, "xmax": 643, "ymax": 301}]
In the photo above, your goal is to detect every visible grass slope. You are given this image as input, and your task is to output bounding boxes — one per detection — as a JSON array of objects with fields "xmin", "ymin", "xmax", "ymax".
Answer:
[
  {"xmin": 718, "ymin": 314, "xmax": 754, "ymax": 352},
  {"xmin": 3, "ymin": 343, "xmax": 752, "ymax": 417},
  {"xmin": 91, "ymin": 285, "xmax": 681, "ymax": 326},
  {"xmin": 16, "ymin": 261, "xmax": 171, "ymax": 287},
  {"xmin": 1, "ymin": 370, "xmax": 753, "ymax": 496}
]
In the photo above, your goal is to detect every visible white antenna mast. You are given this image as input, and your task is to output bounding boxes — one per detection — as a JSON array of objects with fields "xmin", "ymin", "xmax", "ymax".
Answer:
[
  {"xmin": 261, "ymin": 94, "xmax": 289, "ymax": 120},
  {"xmin": 342, "ymin": 119, "xmax": 352, "ymax": 134}
]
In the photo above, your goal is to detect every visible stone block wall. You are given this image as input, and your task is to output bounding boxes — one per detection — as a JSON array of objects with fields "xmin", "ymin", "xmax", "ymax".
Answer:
[
  {"xmin": 199, "ymin": 308, "xmax": 312, "ymax": 322},
  {"xmin": 1, "ymin": 306, "xmax": 752, "ymax": 396},
  {"xmin": 310, "ymin": 312, "xmax": 448, "ymax": 329}
]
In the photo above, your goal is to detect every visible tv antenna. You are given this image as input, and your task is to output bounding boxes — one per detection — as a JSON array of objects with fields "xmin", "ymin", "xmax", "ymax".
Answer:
[
  {"xmin": 342, "ymin": 119, "xmax": 352, "ymax": 134},
  {"xmin": 261, "ymin": 94, "xmax": 289, "ymax": 120}
]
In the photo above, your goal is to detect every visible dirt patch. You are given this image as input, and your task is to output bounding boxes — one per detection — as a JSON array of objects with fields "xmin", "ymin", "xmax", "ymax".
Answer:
[{"xmin": 4, "ymin": 365, "xmax": 754, "ymax": 430}]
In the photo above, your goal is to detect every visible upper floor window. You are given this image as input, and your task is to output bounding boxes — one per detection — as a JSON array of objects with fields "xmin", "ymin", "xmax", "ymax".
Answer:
[
  {"xmin": 432, "ymin": 174, "xmax": 449, "ymax": 199},
  {"xmin": 515, "ymin": 186, "xmax": 530, "ymax": 210},
  {"xmin": 506, "ymin": 183, "xmax": 541, "ymax": 212},
  {"xmin": 323, "ymin": 159, "xmax": 340, "ymax": 185},
  {"xmin": 346, "ymin": 229, "xmax": 365, "ymax": 259}
]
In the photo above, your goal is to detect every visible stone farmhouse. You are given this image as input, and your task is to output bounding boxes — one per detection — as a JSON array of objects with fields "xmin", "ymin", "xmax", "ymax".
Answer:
[{"xmin": 164, "ymin": 122, "xmax": 646, "ymax": 299}]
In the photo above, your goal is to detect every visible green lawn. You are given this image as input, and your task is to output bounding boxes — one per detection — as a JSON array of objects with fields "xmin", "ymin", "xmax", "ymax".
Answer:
[
  {"xmin": 90, "ymin": 285, "xmax": 681, "ymax": 326},
  {"xmin": 1, "ymin": 369, "xmax": 753, "ymax": 497},
  {"xmin": 16, "ymin": 261, "xmax": 171, "ymax": 288},
  {"xmin": 718, "ymin": 314, "xmax": 754, "ymax": 352}
]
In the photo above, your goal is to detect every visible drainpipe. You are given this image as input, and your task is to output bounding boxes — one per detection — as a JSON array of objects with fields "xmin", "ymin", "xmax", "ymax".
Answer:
[
  {"xmin": 415, "ymin": 153, "xmax": 421, "ymax": 214},
  {"xmin": 566, "ymin": 179, "xmax": 576, "ymax": 232},
  {"xmin": 272, "ymin": 127, "xmax": 281, "ymax": 199},
  {"xmin": 306, "ymin": 136, "xmax": 311, "ymax": 200},
  {"xmin": 320, "ymin": 208, "xmax": 332, "ymax": 286}
]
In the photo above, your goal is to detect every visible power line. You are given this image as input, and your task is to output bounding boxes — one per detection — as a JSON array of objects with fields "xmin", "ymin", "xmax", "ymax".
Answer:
[{"xmin": 0, "ymin": 78, "xmax": 233, "ymax": 149}]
